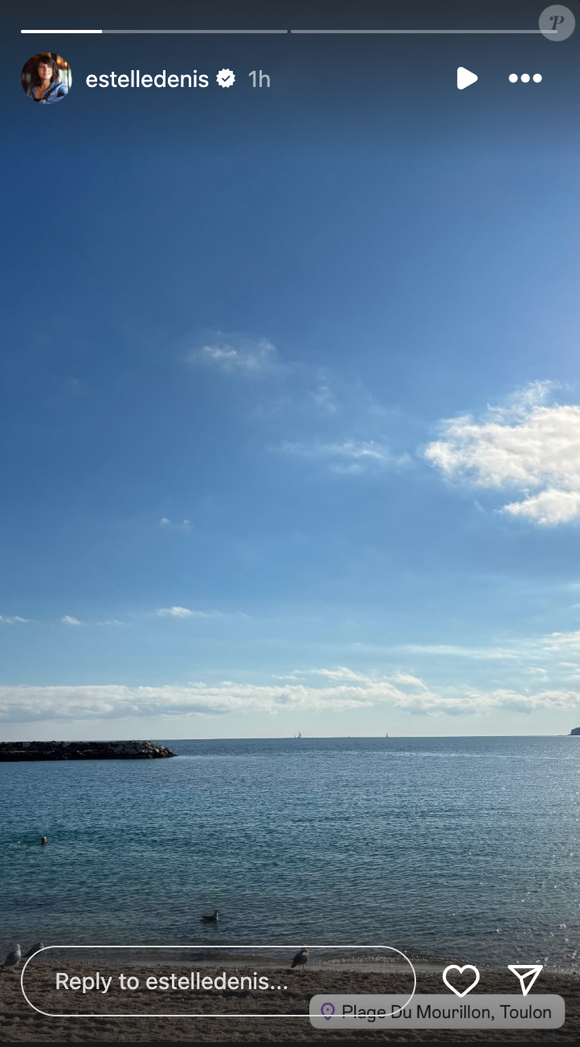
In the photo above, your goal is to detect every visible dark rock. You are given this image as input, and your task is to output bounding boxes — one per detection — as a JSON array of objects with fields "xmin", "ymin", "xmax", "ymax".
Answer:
[
  {"xmin": 570, "ymin": 727, "xmax": 580, "ymax": 735},
  {"xmin": 0, "ymin": 740, "xmax": 176, "ymax": 761}
]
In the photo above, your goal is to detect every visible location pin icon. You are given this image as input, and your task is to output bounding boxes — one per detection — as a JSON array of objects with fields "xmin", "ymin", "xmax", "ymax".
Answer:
[{"xmin": 321, "ymin": 1002, "xmax": 335, "ymax": 1021}]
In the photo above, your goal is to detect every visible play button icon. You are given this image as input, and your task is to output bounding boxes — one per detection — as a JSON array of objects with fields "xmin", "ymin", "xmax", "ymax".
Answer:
[{"xmin": 457, "ymin": 66, "xmax": 478, "ymax": 90}]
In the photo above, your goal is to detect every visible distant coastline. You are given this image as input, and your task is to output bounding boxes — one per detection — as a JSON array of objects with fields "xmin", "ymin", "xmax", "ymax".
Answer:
[{"xmin": 0, "ymin": 740, "xmax": 175, "ymax": 761}]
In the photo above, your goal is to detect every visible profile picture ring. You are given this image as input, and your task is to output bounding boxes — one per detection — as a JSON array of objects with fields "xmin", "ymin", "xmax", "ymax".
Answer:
[{"xmin": 21, "ymin": 53, "xmax": 72, "ymax": 104}]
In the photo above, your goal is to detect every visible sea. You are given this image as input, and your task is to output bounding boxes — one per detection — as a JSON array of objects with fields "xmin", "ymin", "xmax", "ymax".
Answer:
[{"xmin": 1, "ymin": 736, "xmax": 579, "ymax": 970}]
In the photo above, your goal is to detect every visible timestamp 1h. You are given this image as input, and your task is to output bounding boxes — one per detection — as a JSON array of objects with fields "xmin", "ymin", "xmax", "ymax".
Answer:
[{"xmin": 249, "ymin": 70, "xmax": 271, "ymax": 88}]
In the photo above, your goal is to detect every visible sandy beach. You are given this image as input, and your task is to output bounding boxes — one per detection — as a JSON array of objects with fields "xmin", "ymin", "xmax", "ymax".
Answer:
[{"xmin": 1, "ymin": 962, "xmax": 578, "ymax": 1042}]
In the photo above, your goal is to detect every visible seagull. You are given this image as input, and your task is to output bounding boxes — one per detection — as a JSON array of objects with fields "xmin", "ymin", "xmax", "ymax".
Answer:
[
  {"xmin": 24, "ymin": 942, "xmax": 44, "ymax": 960},
  {"xmin": 200, "ymin": 909, "xmax": 219, "ymax": 923},
  {"xmin": 290, "ymin": 947, "xmax": 309, "ymax": 972},
  {"xmin": 1, "ymin": 944, "xmax": 21, "ymax": 972}
]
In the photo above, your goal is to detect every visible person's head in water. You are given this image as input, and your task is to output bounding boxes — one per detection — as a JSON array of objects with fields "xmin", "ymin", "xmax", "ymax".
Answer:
[
  {"xmin": 41, "ymin": 836, "xmax": 48, "ymax": 845},
  {"xmin": 32, "ymin": 55, "xmax": 59, "ymax": 89}
]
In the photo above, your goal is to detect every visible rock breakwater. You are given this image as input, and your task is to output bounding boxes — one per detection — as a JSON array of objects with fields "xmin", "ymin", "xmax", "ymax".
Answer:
[{"xmin": 0, "ymin": 740, "xmax": 176, "ymax": 761}]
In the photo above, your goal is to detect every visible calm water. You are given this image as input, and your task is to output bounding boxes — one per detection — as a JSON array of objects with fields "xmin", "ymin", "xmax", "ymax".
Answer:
[{"xmin": 1, "ymin": 737, "xmax": 579, "ymax": 969}]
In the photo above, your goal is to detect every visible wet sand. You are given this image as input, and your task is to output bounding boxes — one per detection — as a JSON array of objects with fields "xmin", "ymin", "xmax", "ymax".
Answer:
[{"xmin": 0, "ymin": 963, "xmax": 578, "ymax": 1041}]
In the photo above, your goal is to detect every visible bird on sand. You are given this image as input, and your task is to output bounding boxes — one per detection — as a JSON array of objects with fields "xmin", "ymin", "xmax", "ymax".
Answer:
[
  {"xmin": 23, "ymin": 942, "xmax": 44, "ymax": 960},
  {"xmin": 200, "ymin": 909, "xmax": 219, "ymax": 923},
  {"xmin": 290, "ymin": 947, "xmax": 309, "ymax": 972},
  {"xmin": 1, "ymin": 944, "xmax": 21, "ymax": 972}
]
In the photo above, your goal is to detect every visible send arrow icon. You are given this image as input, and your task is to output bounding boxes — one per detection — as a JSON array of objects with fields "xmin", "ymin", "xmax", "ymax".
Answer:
[
  {"xmin": 457, "ymin": 66, "xmax": 478, "ymax": 90},
  {"xmin": 507, "ymin": 965, "xmax": 544, "ymax": 996}
]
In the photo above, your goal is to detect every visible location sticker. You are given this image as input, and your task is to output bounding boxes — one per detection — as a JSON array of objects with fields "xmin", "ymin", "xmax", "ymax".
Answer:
[{"xmin": 321, "ymin": 1001, "xmax": 335, "ymax": 1020}]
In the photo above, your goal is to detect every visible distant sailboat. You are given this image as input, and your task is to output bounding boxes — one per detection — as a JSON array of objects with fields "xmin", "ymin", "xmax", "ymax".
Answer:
[{"xmin": 294, "ymin": 732, "xmax": 302, "ymax": 739}]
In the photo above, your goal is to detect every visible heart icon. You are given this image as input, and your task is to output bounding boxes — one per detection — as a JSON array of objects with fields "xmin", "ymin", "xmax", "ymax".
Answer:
[{"xmin": 442, "ymin": 964, "xmax": 480, "ymax": 997}]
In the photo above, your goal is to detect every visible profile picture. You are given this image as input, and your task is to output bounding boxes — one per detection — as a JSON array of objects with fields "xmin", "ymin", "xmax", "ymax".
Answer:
[{"xmin": 21, "ymin": 52, "xmax": 72, "ymax": 104}]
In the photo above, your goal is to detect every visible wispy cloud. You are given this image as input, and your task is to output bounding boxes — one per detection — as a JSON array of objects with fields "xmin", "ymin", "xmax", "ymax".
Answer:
[
  {"xmin": 155, "ymin": 606, "xmax": 215, "ymax": 619},
  {"xmin": 160, "ymin": 517, "xmax": 191, "ymax": 530},
  {"xmin": 0, "ymin": 615, "xmax": 29, "ymax": 625},
  {"xmin": 1, "ymin": 667, "xmax": 578, "ymax": 724},
  {"xmin": 61, "ymin": 615, "xmax": 127, "ymax": 627},
  {"xmin": 189, "ymin": 336, "xmax": 276, "ymax": 373},
  {"xmin": 309, "ymin": 666, "xmax": 371, "ymax": 681},
  {"xmin": 310, "ymin": 383, "xmax": 339, "ymax": 414},
  {"xmin": 400, "ymin": 643, "xmax": 519, "ymax": 661},
  {"xmin": 373, "ymin": 629, "xmax": 580, "ymax": 665},
  {"xmin": 425, "ymin": 382, "xmax": 580, "ymax": 525},
  {"xmin": 278, "ymin": 440, "xmax": 410, "ymax": 474},
  {"xmin": 544, "ymin": 630, "xmax": 580, "ymax": 651}
]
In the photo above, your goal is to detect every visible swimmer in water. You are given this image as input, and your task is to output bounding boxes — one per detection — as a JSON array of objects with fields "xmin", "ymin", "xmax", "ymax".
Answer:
[{"xmin": 41, "ymin": 836, "xmax": 49, "ymax": 845}]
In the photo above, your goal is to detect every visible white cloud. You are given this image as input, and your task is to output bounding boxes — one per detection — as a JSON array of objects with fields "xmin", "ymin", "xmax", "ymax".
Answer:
[
  {"xmin": 392, "ymin": 671, "xmax": 430, "ymax": 689},
  {"xmin": 307, "ymin": 666, "xmax": 371, "ymax": 682},
  {"xmin": 405, "ymin": 631, "xmax": 580, "ymax": 667},
  {"xmin": 544, "ymin": 630, "xmax": 580, "ymax": 651},
  {"xmin": 1, "ymin": 667, "xmax": 578, "ymax": 724},
  {"xmin": 0, "ymin": 615, "xmax": 29, "ymax": 625},
  {"xmin": 425, "ymin": 382, "xmax": 580, "ymax": 525},
  {"xmin": 191, "ymin": 337, "xmax": 276, "ymax": 373},
  {"xmin": 61, "ymin": 616, "xmax": 127, "ymax": 627},
  {"xmin": 155, "ymin": 606, "xmax": 213, "ymax": 619},
  {"xmin": 401, "ymin": 643, "xmax": 518, "ymax": 661},
  {"xmin": 353, "ymin": 630, "xmax": 580, "ymax": 676},
  {"xmin": 279, "ymin": 440, "xmax": 410, "ymax": 474},
  {"xmin": 159, "ymin": 517, "xmax": 191, "ymax": 530},
  {"xmin": 503, "ymin": 489, "xmax": 580, "ymax": 525}
]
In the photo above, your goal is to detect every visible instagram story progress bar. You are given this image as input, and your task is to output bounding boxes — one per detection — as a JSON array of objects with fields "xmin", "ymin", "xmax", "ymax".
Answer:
[
  {"xmin": 21, "ymin": 19, "xmax": 572, "ymax": 35},
  {"xmin": 20, "ymin": 9, "xmax": 574, "ymax": 40},
  {"xmin": 21, "ymin": 29, "xmax": 559, "ymax": 35}
]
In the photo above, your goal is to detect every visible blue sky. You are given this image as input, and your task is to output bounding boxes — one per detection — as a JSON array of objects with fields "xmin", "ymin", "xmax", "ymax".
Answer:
[{"xmin": 3, "ymin": 6, "xmax": 580, "ymax": 738}]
